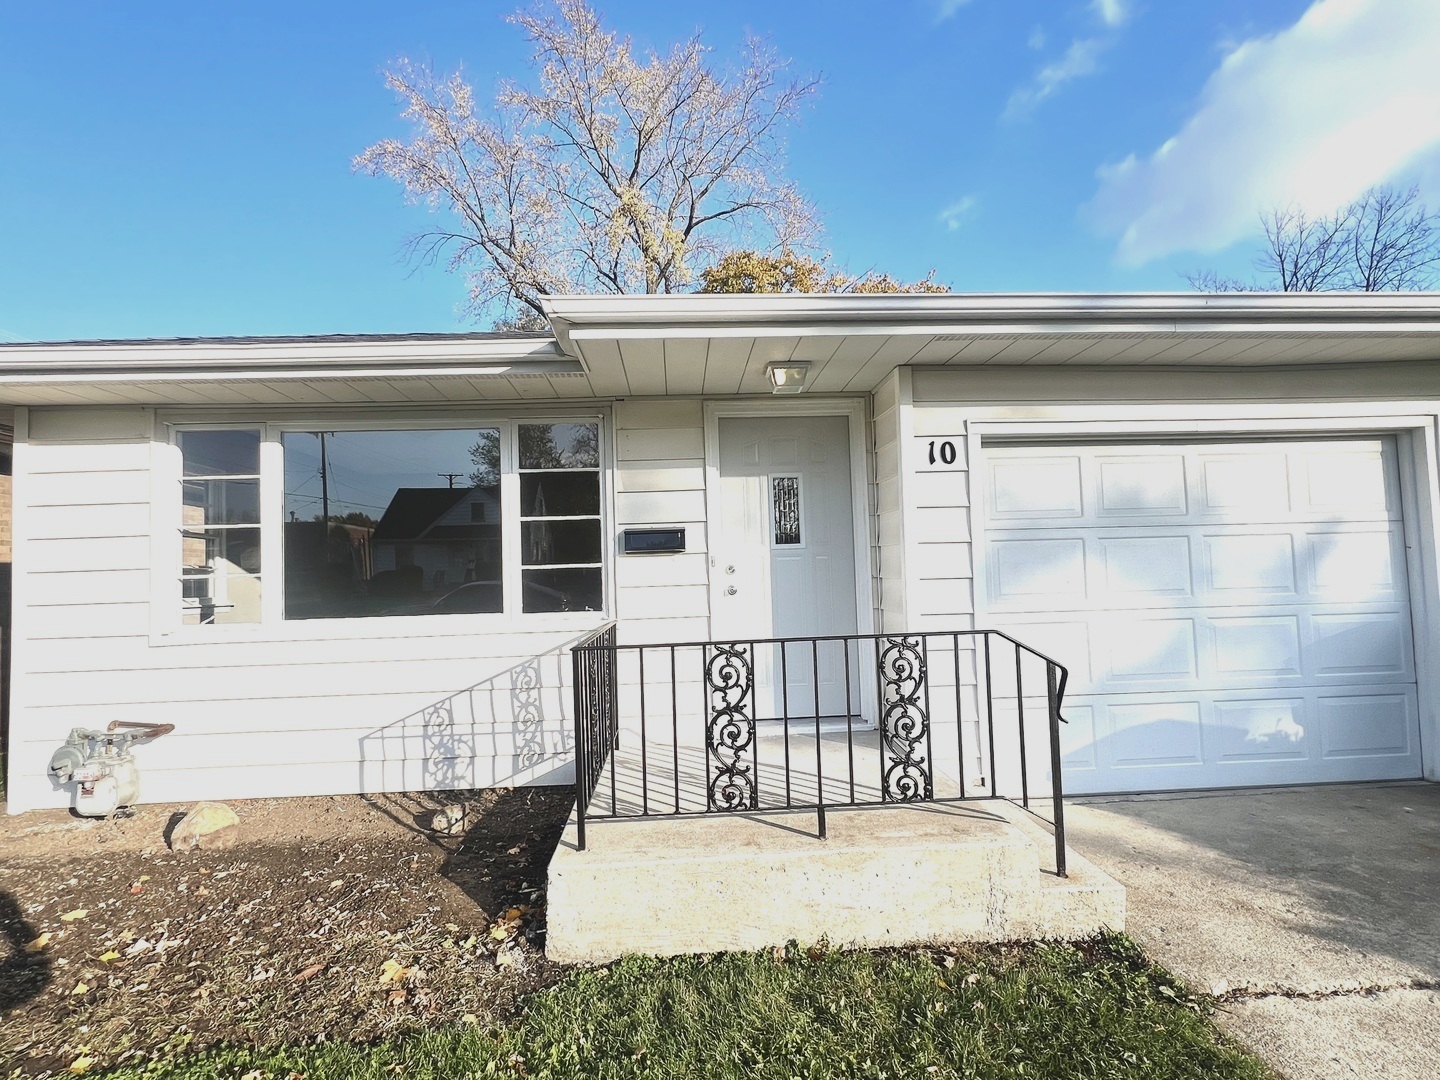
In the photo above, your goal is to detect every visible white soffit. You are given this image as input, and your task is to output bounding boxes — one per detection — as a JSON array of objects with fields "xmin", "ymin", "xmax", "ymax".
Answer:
[{"xmin": 543, "ymin": 292, "xmax": 1440, "ymax": 396}]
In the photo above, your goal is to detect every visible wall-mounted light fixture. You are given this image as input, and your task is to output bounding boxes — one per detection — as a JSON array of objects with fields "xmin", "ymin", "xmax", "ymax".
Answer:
[{"xmin": 766, "ymin": 362, "xmax": 811, "ymax": 394}]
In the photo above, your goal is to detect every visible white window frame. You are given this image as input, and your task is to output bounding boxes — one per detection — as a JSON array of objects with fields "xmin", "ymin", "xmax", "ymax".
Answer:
[{"xmin": 150, "ymin": 408, "xmax": 613, "ymax": 644}]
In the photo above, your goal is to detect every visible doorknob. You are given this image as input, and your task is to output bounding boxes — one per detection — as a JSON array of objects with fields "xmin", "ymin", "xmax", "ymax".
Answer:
[
  {"xmin": 726, "ymin": 585, "xmax": 738, "ymax": 595},
  {"xmin": 726, "ymin": 565, "xmax": 736, "ymax": 574}
]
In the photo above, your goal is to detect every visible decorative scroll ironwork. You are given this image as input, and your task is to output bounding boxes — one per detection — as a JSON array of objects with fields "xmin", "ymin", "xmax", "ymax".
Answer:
[
  {"xmin": 878, "ymin": 636, "xmax": 932, "ymax": 801},
  {"xmin": 705, "ymin": 644, "xmax": 758, "ymax": 810}
]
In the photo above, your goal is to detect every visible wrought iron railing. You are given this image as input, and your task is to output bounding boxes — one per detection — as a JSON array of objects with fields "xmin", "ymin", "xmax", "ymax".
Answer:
[
  {"xmin": 569, "ymin": 629, "xmax": 1070, "ymax": 874},
  {"xmin": 570, "ymin": 621, "xmax": 618, "ymax": 851}
]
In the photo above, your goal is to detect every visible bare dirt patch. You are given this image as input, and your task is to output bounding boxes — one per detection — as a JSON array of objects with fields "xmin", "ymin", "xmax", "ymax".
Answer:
[{"xmin": 0, "ymin": 787, "xmax": 574, "ymax": 1077}]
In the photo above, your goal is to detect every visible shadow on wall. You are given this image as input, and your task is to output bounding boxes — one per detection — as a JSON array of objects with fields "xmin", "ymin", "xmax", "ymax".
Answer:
[
  {"xmin": 356, "ymin": 637, "xmax": 591, "ymax": 815},
  {"xmin": 0, "ymin": 890, "xmax": 51, "ymax": 1014}
]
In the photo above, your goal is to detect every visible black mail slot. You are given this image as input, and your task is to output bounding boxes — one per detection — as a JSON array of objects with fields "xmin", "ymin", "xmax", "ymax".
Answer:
[{"xmin": 622, "ymin": 527, "xmax": 686, "ymax": 554}]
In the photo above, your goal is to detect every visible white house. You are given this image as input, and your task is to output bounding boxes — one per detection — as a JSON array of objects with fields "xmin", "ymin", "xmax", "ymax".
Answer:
[{"xmin": 4, "ymin": 292, "xmax": 1440, "ymax": 814}]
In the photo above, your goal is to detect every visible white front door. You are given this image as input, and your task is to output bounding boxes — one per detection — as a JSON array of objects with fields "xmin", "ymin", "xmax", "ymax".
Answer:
[{"xmin": 713, "ymin": 414, "xmax": 860, "ymax": 720}]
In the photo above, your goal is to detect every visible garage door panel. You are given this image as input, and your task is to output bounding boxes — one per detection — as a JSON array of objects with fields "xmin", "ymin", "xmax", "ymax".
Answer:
[
  {"xmin": 1211, "ymin": 697, "xmax": 1309, "ymax": 764},
  {"xmin": 1204, "ymin": 533, "xmax": 1299, "ymax": 596},
  {"xmin": 1310, "ymin": 612, "xmax": 1412, "ymax": 678},
  {"xmin": 1053, "ymin": 686, "xmax": 1420, "ymax": 794},
  {"xmin": 987, "ymin": 537, "xmax": 1085, "ymax": 603},
  {"xmin": 1096, "ymin": 454, "xmax": 1187, "ymax": 516},
  {"xmin": 984, "ymin": 436, "xmax": 1421, "ymax": 794},
  {"xmin": 1104, "ymin": 617, "xmax": 1198, "ymax": 683},
  {"xmin": 1306, "ymin": 527, "xmax": 1406, "ymax": 600},
  {"xmin": 1211, "ymin": 616, "xmax": 1303, "ymax": 679},
  {"xmin": 1108, "ymin": 700, "xmax": 1203, "ymax": 768},
  {"xmin": 1098, "ymin": 535, "xmax": 1193, "ymax": 597},
  {"xmin": 988, "ymin": 457, "xmax": 1083, "ymax": 519},
  {"xmin": 1198, "ymin": 451, "xmax": 1291, "ymax": 514},
  {"xmin": 1300, "ymin": 446, "xmax": 1399, "ymax": 516},
  {"xmin": 1318, "ymin": 693, "xmax": 1417, "ymax": 760}
]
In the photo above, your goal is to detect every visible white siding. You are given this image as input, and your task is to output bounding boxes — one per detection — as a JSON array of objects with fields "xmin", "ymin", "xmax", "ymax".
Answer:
[
  {"xmin": 5, "ymin": 401, "xmax": 717, "ymax": 812},
  {"xmin": 612, "ymin": 399, "xmax": 710, "ymax": 648}
]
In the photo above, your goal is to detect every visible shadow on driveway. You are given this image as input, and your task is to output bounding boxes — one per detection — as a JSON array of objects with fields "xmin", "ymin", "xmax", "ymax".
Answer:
[{"xmin": 1067, "ymin": 780, "xmax": 1440, "ymax": 993}]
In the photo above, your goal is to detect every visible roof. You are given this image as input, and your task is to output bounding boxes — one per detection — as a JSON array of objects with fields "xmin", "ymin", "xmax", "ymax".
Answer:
[
  {"xmin": 1, "ymin": 293, "xmax": 1438, "ymax": 406},
  {"xmin": 371, "ymin": 487, "xmax": 497, "ymax": 543}
]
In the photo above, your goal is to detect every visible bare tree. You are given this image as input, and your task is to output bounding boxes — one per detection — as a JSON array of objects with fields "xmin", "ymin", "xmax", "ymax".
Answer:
[
  {"xmin": 1347, "ymin": 186, "xmax": 1440, "ymax": 291},
  {"xmin": 356, "ymin": 1, "xmax": 820, "ymax": 322},
  {"xmin": 1188, "ymin": 184, "xmax": 1440, "ymax": 292}
]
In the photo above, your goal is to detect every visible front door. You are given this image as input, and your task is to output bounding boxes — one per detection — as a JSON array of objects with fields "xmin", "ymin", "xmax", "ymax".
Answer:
[{"xmin": 713, "ymin": 414, "xmax": 861, "ymax": 720}]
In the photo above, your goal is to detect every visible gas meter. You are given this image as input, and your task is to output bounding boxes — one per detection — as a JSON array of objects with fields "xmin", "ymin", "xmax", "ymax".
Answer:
[{"xmin": 48, "ymin": 721, "xmax": 174, "ymax": 817}]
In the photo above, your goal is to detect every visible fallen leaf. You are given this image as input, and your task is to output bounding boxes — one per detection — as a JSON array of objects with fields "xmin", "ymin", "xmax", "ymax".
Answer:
[
  {"xmin": 24, "ymin": 932, "xmax": 52, "ymax": 953},
  {"xmin": 489, "ymin": 924, "xmax": 511, "ymax": 942},
  {"xmin": 68, "ymin": 1056, "xmax": 97, "ymax": 1074},
  {"xmin": 98, "ymin": 951, "xmax": 121, "ymax": 963},
  {"xmin": 130, "ymin": 885, "xmax": 143, "ymax": 895},
  {"xmin": 506, "ymin": 845, "xmax": 522, "ymax": 855},
  {"xmin": 60, "ymin": 909, "xmax": 88, "ymax": 922},
  {"xmin": 378, "ymin": 958, "xmax": 409, "ymax": 985},
  {"xmin": 71, "ymin": 981, "xmax": 90, "ymax": 996},
  {"xmin": 240, "ymin": 1071, "xmax": 265, "ymax": 1080},
  {"xmin": 329, "ymin": 880, "xmax": 343, "ymax": 889},
  {"xmin": 295, "ymin": 962, "xmax": 326, "ymax": 983},
  {"xmin": 195, "ymin": 886, "xmax": 210, "ymax": 897},
  {"xmin": 462, "ymin": 1013, "xmax": 478, "ymax": 1024},
  {"xmin": 137, "ymin": 875, "xmax": 150, "ymax": 883}
]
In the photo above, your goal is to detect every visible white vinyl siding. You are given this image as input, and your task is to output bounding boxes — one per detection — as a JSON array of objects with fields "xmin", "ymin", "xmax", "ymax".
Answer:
[{"xmin": 6, "ymin": 403, "xmax": 685, "ymax": 811}]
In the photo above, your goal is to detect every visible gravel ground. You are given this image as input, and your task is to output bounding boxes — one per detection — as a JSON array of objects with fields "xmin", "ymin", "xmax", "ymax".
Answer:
[{"xmin": 0, "ymin": 787, "xmax": 575, "ymax": 1077}]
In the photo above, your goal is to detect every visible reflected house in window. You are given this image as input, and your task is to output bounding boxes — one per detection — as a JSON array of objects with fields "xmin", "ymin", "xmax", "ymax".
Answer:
[{"xmin": 371, "ymin": 486, "xmax": 503, "ymax": 604}]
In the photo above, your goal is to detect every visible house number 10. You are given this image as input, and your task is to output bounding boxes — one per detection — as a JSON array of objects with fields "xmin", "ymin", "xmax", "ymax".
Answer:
[{"xmin": 927, "ymin": 440, "xmax": 958, "ymax": 465}]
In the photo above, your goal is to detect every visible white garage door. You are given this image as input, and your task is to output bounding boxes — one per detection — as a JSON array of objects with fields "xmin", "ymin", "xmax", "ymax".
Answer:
[{"xmin": 983, "ymin": 437, "xmax": 1422, "ymax": 794}]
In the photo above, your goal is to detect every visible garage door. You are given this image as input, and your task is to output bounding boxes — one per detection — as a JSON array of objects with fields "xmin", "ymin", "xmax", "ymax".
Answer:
[{"xmin": 983, "ymin": 437, "xmax": 1422, "ymax": 794}]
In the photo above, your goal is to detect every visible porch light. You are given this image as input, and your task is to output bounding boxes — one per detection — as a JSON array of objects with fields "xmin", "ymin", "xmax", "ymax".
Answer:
[{"xmin": 767, "ymin": 362, "xmax": 811, "ymax": 394}]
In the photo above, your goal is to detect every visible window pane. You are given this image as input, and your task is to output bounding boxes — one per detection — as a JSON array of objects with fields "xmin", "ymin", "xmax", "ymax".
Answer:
[
  {"xmin": 519, "ymin": 423, "xmax": 599, "ymax": 469},
  {"xmin": 520, "ymin": 472, "xmax": 600, "ymax": 517},
  {"xmin": 182, "ymin": 526, "xmax": 261, "ymax": 574},
  {"xmin": 523, "ymin": 567, "xmax": 603, "ymax": 613},
  {"xmin": 179, "ymin": 429, "xmax": 259, "ymax": 476},
  {"xmin": 773, "ymin": 476, "xmax": 801, "ymax": 545},
  {"xmin": 182, "ymin": 574, "xmax": 262, "ymax": 624},
  {"xmin": 282, "ymin": 428, "xmax": 502, "ymax": 620},
  {"xmin": 183, "ymin": 479, "xmax": 259, "ymax": 525},
  {"xmin": 521, "ymin": 519, "xmax": 601, "ymax": 566}
]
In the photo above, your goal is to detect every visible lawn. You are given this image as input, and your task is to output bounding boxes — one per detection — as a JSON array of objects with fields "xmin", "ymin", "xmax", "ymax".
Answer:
[{"xmin": 88, "ymin": 934, "xmax": 1269, "ymax": 1080}]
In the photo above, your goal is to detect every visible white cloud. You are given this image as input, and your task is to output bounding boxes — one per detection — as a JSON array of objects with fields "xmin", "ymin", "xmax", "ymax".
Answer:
[
  {"xmin": 935, "ymin": 0, "xmax": 972, "ymax": 22},
  {"xmin": 1088, "ymin": 0, "xmax": 1440, "ymax": 266},
  {"xmin": 939, "ymin": 195, "xmax": 978, "ymax": 231},
  {"xmin": 1004, "ymin": 37, "xmax": 1107, "ymax": 120},
  {"xmin": 1092, "ymin": 0, "xmax": 1128, "ymax": 28},
  {"xmin": 1028, "ymin": 26, "xmax": 1047, "ymax": 50}
]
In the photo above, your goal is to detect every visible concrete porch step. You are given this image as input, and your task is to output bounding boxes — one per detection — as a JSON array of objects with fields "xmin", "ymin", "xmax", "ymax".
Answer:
[{"xmin": 546, "ymin": 799, "xmax": 1125, "ymax": 963}]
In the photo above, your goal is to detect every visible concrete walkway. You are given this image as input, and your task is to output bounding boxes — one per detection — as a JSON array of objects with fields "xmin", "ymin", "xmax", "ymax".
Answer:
[{"xmin": 1067, "ymin": 781, "xmax": 1440, "ymax": 1079}]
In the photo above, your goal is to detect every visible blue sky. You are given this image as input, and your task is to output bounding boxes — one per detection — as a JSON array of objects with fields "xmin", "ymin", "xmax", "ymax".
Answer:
[{"xmin": 1, "ymin": 0, "xmax": 1435, "ymax": 340}]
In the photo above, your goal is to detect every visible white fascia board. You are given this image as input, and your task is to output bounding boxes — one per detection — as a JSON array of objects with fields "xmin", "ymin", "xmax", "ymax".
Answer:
[
  {"xmin": 0, "ymin": 336, "xmax": 580, "ymax": 385},
  {"xmin": 543, "ymin": 291, "xmax": 1440, "ymax": 343}
]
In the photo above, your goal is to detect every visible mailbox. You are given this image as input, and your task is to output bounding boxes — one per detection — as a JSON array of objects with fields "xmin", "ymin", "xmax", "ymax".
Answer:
[{"xmin": 622, "ymin": 527, "xmax": 686, "ymax": 554}]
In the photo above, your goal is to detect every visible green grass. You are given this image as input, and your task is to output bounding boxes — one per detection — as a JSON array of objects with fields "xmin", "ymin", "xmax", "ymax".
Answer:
[{"xmin": 92, "ymin": 935, "xmax": 1268, "ymax": 1080}]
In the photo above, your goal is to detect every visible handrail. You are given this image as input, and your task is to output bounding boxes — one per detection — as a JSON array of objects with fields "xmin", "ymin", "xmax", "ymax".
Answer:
[{"xmin": 569, "ymin": 627, "xmax": 1070, "ymax": 874}]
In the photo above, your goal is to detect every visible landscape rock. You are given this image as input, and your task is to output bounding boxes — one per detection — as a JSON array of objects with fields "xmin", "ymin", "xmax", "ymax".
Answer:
[
  {"xmin": 430, "ymin": 803, "xmax": 470, "ymax": 835},
  {"xmin": 169, "ymin": 802, "xmax": 240, "ymax": 852}
]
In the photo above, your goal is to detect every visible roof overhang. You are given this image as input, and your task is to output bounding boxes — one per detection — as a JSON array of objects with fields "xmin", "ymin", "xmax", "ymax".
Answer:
[
  {"xmin": 0, "ymin": 333, "xmax": 587, "ymax": 406},
  {"xmin": 540, "ymin": 292, "xmax": 1440, "ymax": 397}
]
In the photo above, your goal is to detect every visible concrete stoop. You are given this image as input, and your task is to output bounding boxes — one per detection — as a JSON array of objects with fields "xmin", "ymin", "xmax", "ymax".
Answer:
[{"xmin": 545, "ymin": 799, "xmax": 1125, "ymax": 963}]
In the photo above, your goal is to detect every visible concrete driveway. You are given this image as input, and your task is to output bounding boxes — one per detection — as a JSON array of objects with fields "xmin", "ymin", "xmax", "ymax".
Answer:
[{"xmin": 1067, "ymin": 781, "xmax": 1440, "ymax": 1080}]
